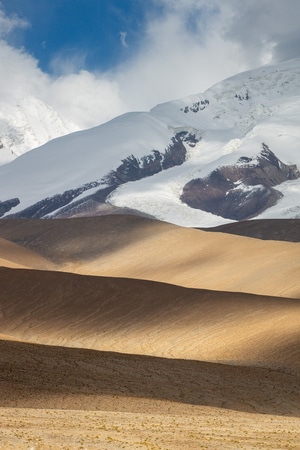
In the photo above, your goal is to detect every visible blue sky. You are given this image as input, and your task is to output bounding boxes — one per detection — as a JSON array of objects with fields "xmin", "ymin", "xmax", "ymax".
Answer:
[
  {"xmin": 1, "ymin": 0, "xmax": 300, "ymax": 129},
  {"xmin": 1, "ymin": 0, "xmax": 152, "ymax": 73}
]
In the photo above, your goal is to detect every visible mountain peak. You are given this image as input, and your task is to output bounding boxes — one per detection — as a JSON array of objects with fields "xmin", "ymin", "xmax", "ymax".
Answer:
[
  {"xmin": 0, "ymin": 95, "xmax": 80, "ymax": 166},
  {"xmin": 0, "ymin": 59, "xmax": 300, "ymax": 227}
]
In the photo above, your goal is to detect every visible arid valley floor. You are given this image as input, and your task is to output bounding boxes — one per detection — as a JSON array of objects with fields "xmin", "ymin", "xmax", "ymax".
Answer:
[{"xmin": 0, "ymin": 215, "xmax": 299, "ymax": 449}]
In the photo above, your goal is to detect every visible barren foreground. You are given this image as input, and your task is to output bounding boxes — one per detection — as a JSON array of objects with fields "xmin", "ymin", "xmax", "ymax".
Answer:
[
  {"xmin": 0, "ymin": 216, "xmax": 299, "ymax": 449},
  {"xmin": 1, "ymin": 406, "xmax": 299, "ymax": 450},
  {"xmin": 0, "ymin": 337, "xmax": 299, "ymax": 449}
]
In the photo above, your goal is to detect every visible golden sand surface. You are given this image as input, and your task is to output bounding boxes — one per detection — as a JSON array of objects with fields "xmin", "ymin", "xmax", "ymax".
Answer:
[
  {"xmin": 0, "ymin": 237, "xmax": 54, "ymax": 270},
  {"xmin": 0, "ymin": 216, "xmax": 299, "ymax": 448},
  {"xmin": 1, "ymin": 406, "xmax": 299, "ymax": 450}
]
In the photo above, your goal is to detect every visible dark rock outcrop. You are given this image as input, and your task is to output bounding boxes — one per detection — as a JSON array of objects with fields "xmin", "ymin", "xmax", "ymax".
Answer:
[
  {"xmin": 54, "ymin": 132, "xmax": 197, "ymax": 218},
  {"xmin": 104, "ymin": 131, "xmax": 193, "ymax": 185},
  {"xmin": 9, "ymin": 182, "xmax": 101, "ymax": 219},
  {"xmin": 181, "ymin": 144, "xmax": 299, "ymax": 220},
  {"xmin": 0, "ymin": 198, "xmax": 20, "ymax": 217},
  {"xmin": 10, "ymin": 131, "xmax": 199, "ymax": 219}
]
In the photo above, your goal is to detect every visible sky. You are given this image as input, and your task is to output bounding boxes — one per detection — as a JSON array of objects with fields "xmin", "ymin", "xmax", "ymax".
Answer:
[{"xmin": 1, "ymin": 0, "xmax": 300, "ymax": 129}]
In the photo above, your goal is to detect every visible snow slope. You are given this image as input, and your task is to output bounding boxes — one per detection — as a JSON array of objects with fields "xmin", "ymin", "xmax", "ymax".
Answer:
[
  {"xmin": 0, "ymin": 58, "xmax": 299, "ymax": 227},
  {"xmin": 0, "ymin": 96, "xmax": 80, "ymax": 165}
]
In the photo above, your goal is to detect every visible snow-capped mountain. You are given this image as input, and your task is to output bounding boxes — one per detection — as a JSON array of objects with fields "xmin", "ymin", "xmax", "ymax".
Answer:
[
  {"xmin": 0, "ymin": 58, "xmax": 300, "ymax": 227},
  {"xmin": 0, "ymin": 96, "xmax": 80, "ymax": 165}
]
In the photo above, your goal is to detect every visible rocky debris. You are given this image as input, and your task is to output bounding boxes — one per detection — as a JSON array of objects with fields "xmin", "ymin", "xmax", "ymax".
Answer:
[
  {"xmin": 181, "ymin": 99, "xmax": 209, "ymax": 114},
  {"xmin": 235, "ymin": 90, "xmax": 250, "ymax": 101},
  {"xmin": 50, "ymin": 185, "xmax": 117, "ymax": 218},
  {"xmin": 181, "ymin": 144, "xmax": 299, "ymax": 221}
]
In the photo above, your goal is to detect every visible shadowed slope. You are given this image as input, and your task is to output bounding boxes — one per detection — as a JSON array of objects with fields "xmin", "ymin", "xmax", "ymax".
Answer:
[
  {"xmin": 1, "ymin": 215, "xmax": 299, "ymax": 298},
  {"xmin": 0, "ymin": 338, "xmax": 299, "ymax": 417},
  {"xmin": 0, "ymin": 267, "xmax": 299, "ymax": 373},
  {"xmin": 206, "ymin": 218, "xmax": 300, "ymax": 242}
]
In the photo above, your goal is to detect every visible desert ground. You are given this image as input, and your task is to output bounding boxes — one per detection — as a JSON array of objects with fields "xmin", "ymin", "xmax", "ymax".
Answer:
[{"xmin": 0, "ymin": 215, "xmax": 299, "ymax": 449}]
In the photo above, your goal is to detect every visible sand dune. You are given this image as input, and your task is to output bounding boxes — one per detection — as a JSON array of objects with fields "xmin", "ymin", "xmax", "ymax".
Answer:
[
  {"xmin": 0, "ymin": 237, "xmax": 54, "ymax": 270},
  {"xmin": 0, "ymin": 267, "xmax": 299, "ymax": 372},
  {"xmin": 0, "ymin": 338, "xmax": 299, "ymax": 416},
  {"xmin": 0, "ymin": 216, "xmax": 299, "ymax": 448},
  {"xmin": 0, "ymin": 216, "xmax": 299, "ymax": 298}
]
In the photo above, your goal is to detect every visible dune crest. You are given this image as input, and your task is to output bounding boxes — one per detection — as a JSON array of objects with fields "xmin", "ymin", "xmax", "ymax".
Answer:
[
  {"xmin": 0, "ymin": 216, "xmax": 299, "ymax": 298},
  {"xmin": 0, "ymin": 237, "xmax": 54, "ymax": 270},
  {"xmin": 0, "ymin": 267, "xmax": 299, "ymax": 373}
]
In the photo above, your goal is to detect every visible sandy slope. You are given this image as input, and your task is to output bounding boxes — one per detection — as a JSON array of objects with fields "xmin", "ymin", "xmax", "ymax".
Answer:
[
  {"xmin": 0, "ymin": 237, "xmax": 54, "ymax": 270},
  {"xmin": 0, "ymin": 216, "xmax": 299, "ymax": 448},
  {"xmin": 0, "ymin": 267, "xmax": 299, "ymax": 372},
  {"xmin": 1, "ymin": 338, "xmax": 299, "ymax": 416},
  {"xmin": 0, "ymin": 216, "xmax": 299, "ymax": 299}
]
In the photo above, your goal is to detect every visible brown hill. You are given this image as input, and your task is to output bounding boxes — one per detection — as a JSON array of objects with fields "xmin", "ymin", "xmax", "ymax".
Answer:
[
  {"xmin": 0, "ymin": 338, "xmax": 299, "ymax": 417},
  {"xmin": 0, "ymin": 216, "xmax": 299, "ymax": 298},
  {"xmin": 206, "ymin": 218, "xmax": 300, "ymax": 242},
  {"xmin": 0, "ymin": 267, "xmax": 299, "ymax": 373}
]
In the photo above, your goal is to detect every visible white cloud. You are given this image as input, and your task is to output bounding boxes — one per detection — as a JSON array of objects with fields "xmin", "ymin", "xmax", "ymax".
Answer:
[
  {"xmin": 46, "ymin": 71, "xmax": 124, "ymax": 129},
  {"xmin": 221, "ymin": 0, "xmax": 300, "ymax": 65},
  {"xmin": 0, "ymin": 40, "xmax": 48, "ymax": 103},
  {"xmin": 115, "ymin": 4, "xmax": 246, "ymax": 111},
  {"xmin": 113, "ymin": 0, "xmax": 300, "ymax": 111},
  {"xmin": 0, "ymin": 38, "xmax": 125, "ymax": 129},
  {"xmin": 1, "ymin": 1, "xmax": 300, "ymax": 131},
  {"xmin": 49, "ymin": 50, "xmax": 88, "ymax": 76}
]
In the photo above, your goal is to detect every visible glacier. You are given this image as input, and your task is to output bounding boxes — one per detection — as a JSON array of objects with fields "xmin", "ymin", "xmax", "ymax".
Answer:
[{"xmin": 0, "ymin": 58, "xmax": 299, "ymax": 227}]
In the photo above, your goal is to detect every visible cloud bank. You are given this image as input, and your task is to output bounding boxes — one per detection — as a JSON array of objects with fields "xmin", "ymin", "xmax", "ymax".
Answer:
[{"xmin": 1, "ymin": 0, "xmax": 300, "ymax": 129}]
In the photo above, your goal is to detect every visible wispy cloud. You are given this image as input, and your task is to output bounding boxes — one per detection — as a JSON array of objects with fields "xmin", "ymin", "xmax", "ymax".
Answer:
[
  {"xmin": 0, "ymin": 5, "xmax": 29, "ymax": 37},
  {"xmin": 49, "ymin": 50, "xmax": 88, "ymax": 76},
  {"xmin": 119, "ymin": 31, "xmax": 128, "ymax": 48}
]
